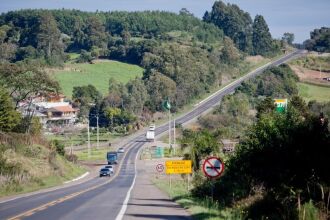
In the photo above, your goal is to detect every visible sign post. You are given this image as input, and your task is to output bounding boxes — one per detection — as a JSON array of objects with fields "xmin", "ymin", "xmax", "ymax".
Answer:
[{"xmin": 202, "ymin": 157, "xmax": 225, "ymax": 201}]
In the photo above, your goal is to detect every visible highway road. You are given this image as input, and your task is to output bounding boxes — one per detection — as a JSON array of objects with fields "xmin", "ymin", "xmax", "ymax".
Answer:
[{"xmin": 0, "ymin": 50, "xmax": 304, "ymax": 220}]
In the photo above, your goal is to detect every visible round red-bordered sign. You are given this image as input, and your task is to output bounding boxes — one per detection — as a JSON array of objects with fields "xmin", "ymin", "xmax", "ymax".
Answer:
[
  {"xmin": 156, "ymin": 163, "xmax": 164, "ymax": 173},
  {"xmin": 202, "ymin": 156, "xmax": 224, "ymax": 179}
]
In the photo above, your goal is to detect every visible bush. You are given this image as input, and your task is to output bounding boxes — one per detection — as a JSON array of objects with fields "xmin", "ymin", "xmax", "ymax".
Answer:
[{"xmin": 52, "ymin": 139, "xmax": 65, "ymax": 156}]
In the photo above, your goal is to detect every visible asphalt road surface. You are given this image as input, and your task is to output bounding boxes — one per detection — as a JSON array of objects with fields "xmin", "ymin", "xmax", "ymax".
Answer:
[{"xmin": 0, "ymin": 50, "xmax": 303, "ymax": 220}]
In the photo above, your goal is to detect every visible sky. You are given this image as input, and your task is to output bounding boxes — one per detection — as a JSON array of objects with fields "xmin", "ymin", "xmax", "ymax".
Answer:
[{"xmin": 0, "ymin": 0, "xmax": 329, "ymax": 43}]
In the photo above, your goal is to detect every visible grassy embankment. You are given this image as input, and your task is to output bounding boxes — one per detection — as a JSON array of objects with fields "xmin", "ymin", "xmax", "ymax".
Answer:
[
  {"xmin": 53, "ymin": 60, "xmax": 144, "ymax": 97},
  {"xmin": 0, "ymin": 133, "xmax": 85, "ymax": 197}
]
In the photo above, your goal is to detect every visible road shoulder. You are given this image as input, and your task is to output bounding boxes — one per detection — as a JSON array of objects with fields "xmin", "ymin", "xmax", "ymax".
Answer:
[{"xmin": 124, "ymin": 158, "xmax": 192, "ymax": 220}]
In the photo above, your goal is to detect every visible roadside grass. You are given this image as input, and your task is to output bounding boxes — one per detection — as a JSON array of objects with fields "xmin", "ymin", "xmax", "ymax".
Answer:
[
  {"xmin": 153, "ymin": 177, "xmax": 245, "ymax": 220},
  {"xmin": 75, "ymin": 148, "xmax": 112, "ymax": 161},
  {"xmin": 46, "ymin": 131, "xmax": 120, "ymax": 147},
  {"xmin": 0, "ymin": 154, "xmax": 86, "ymax": 197},
  {"xmin": 298, "ymin": 82, "xmax": 330, "ymax": 102},
  {"xmin": 54, "ymin": 60, "xmax": 143, "ymax": 97}
]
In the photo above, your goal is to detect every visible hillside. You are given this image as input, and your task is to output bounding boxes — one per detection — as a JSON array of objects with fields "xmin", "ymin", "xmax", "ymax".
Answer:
[
  {"xmin": 52, "ymin": 60, "xmax": 143, "ymax": 97},
  {"xmin": 0, "ymin": 133, "xmax": 85, "ymax": 196}
]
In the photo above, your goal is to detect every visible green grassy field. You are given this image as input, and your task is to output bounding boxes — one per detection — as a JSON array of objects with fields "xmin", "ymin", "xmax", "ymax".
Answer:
[
  {"xmin": 75, "ymin": 148, "xmax": 112, "ymax": 161},
  {"xmin": 298, "ymin": 82, "xmax": 330, "ymax": 102},
  {"xmin": 54, "ymin": 60, "xmax": 144, "ymax": 97}
]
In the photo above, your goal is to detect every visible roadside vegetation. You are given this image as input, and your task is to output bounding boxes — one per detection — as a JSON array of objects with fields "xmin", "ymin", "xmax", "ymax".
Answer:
[
  {"xmin": 162, "ymin": 63, "xmax": 330, "ymax": 219},
  {"xmin": 0, "ymin": 133, "xmax": 85, "ymax": 196}
]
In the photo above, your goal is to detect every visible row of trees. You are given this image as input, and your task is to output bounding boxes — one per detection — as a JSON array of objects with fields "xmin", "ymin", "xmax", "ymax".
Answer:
[
  {"xmin": 203, "ymin": 1, "xmax": 281, "ymax": 56},
  {"xmin": 304, "ymin": 27, "xmax": 330, "ymax": 52}
]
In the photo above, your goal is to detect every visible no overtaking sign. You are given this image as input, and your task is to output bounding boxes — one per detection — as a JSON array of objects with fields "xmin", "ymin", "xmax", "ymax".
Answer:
[{"xmin": 202, "ymin": 156, "xmax": 224, "ymax": 179}]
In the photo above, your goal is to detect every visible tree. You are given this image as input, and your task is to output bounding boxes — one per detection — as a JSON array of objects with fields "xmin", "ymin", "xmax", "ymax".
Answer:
[
  {"xmin": 72, "ymin": 84, "xmax": 102, "ymax": 117},
  {"xmin": 282, "ymin": 32, "xmax": 295, "ymax": 45},
  {"xmin": 0, "ymin": 63, "xmax": 60, "ymax": 109},
  {"xmin": 204, "ymin": 1, "xmax": 253, "ymax": 53},
  {"xmin": 181, "ymin": 129, "xmax": 219, "ymax": 171},
  {"xmin": 36, "ymin": 12, "xmax": 64, "ymax": 63},
  {"xmin": 84, "ymin": 16, "xmax": 108, "ymax": 50},
  {"xmin": 0, "ymin": 88, "xmax": 21, "ymax": 132},
  {"xmin": 303, "ymin": 27, "xmax": 330, "ymax": 52},
  {"xmin": 256, "ymin": 97, "xmax": 275, "ymax": 118},
  {"xmin": 125, "ymin": 78, "xmax": 148, "ymax": 115},
  {"xmin": 145, "ymin": 71, "xmax": 176, "ymax": 112},
  {"xmin": 252, "ymin": 15, "xmax": 274, "ymax": 56},
  {"xmin": 220, "ymin": 37, "xmax": 241, "ymax": 65}
]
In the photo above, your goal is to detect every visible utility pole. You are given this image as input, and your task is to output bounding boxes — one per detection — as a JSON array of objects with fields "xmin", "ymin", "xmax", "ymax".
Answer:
[
  {"xmin": 96, "ymin": 115, "xmax": 99, "ymax": 150},
  {"xmin": 87, "ymin": 118, "xmax": 91, "ymax": 158},
  {"xmin": 173, "ymin": 117, "xmax": 176, "ymax": 156},
  {"xmin": 168, "ymin": 107, "xmax": 171, "ymax": 152}
]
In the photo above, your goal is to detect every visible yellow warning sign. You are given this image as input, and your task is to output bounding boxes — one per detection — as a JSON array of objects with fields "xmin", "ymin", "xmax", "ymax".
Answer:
[{"xmin": 165, "ymin": 160, "xmax": 192, "ymax": 174}]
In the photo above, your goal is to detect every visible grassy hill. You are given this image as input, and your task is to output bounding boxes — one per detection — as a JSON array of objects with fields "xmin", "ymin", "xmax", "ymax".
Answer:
[
  {"xmin": 53, "ymin": 60, "xmax": 144, "ymax": 98},
  {"xmin": 0, "ymin": 133, "xmax": 85, "ymax": 197}
]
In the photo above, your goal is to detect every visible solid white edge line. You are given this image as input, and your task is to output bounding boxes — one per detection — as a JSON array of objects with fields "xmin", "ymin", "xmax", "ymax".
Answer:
[
  {"xmin": 115, "ymin": 147, "xmax": 141, "ymax": 220},
  {"xmin": 64, "ymin": 172, "xmax": 89, "ymax": 184}
]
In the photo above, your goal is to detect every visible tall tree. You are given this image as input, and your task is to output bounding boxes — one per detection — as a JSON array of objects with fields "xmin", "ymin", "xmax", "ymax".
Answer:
[
  {"xmin": 146, "ymin": 71, "xmax": 176, "ymax": 112},
  {"xmin": 204, "ymin": 1, "xmax": 253, "ymax": 53},
  {"xmin": 252, "ymin": 15, "xmax": 274, "ymax": 56},
  {"xmin": 125, "ymin": 78, "xmax": 148, "ymax": 115},
  {"xmin": 282, "ymin": 32, "xmax": 295, "ymax": 45},
  {"xmin": 36, "ymin": 12, "xmax": 63, "ymax": 61},
  {"xmin": 84, "ymin": 16, "xmax": 108, "ymax": 50}
]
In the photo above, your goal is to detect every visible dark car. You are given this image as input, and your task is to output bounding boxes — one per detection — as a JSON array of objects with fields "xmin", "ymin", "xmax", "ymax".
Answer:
[{"xmin": 99, "ymin": 168, "xmax": 111, "ymax": 177}]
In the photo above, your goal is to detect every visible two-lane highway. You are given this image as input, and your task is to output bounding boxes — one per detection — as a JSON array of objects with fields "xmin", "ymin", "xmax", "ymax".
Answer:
[{"xmin": 0, "ymin": 50, "xmax": 304, "ymax": 220}]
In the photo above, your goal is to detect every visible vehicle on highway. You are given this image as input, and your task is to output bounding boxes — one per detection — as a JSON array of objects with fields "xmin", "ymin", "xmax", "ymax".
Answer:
[
  {"xmin": 146, "ymin": 130, "xmax": 155, "ymax": 142},
  {"xmin": 104, "ymin": 165, "xmax": 114, "ymax": 174},
  {"xmin": 117, "ymin": 147, "xmax": 124, "ymax": 153},
  {"xmin": 149, "ymin": 124, "xmax": 155, "ymax": 131},
  {"xmin": 99, "ymin": 168, "xmax": 111, "ymax": 177},
  {"xmin": 107, "ymin": 151, "xmax": 118, "ymax": 165}
]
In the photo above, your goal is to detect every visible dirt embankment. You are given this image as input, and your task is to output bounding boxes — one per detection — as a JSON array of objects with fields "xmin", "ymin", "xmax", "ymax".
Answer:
[{"xmin": 291, "ymin": 65, "xmax": 330, "ymax": 87}]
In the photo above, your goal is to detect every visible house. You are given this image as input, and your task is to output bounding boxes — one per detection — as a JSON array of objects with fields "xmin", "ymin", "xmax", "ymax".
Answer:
[
  {"xmin": 221, "ymin": 139, "xmax": 239, "ymax": 153},
  {"xmin": 19, "ymin": 93, "xmax": 78, "ymax": 127}
]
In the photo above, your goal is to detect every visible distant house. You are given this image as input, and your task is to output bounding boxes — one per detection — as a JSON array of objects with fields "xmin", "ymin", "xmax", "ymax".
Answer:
[
  {"xmin": 221, "ymin": 139, "xmax": 239, "ymax": 153},
  {"xmin": 18, "ymin": 93, "xmax": 78, "ymax": 127}
]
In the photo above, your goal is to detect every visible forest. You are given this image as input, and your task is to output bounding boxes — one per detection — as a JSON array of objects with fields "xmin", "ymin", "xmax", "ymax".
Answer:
[{"xmin": 0, "ymin": 1, "xmax": 283, "ymax": 132}]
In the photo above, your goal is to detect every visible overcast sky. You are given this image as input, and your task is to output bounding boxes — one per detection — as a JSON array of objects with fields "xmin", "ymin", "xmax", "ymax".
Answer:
[{"xmin": 1, "ymin": 0, "xmax": 329, "ymax": 43}]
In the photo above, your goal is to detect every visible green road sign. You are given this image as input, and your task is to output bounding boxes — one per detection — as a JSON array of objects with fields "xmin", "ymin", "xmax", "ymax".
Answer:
[
  {"xmin": 163, "ymin": 100, "xmax": 171, "ymax": 110},
  {"xmin": 274, "ymin": 99, "xmax": 287, "ymax": 112}
]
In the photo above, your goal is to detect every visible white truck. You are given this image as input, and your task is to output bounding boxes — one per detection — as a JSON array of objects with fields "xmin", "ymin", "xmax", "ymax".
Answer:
[{"xmin": 146, "ymin": 130, "xmax": 155, "ymax": 142}]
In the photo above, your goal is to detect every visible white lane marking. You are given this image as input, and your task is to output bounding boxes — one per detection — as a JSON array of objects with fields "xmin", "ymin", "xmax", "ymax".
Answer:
[
  {"xmin": 115, "ymin": 147, "xmax": 140, "ymax": 220},
  {"xmin": 64, "ymin": 172, "xmax": 89, "ymax": 184}
]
